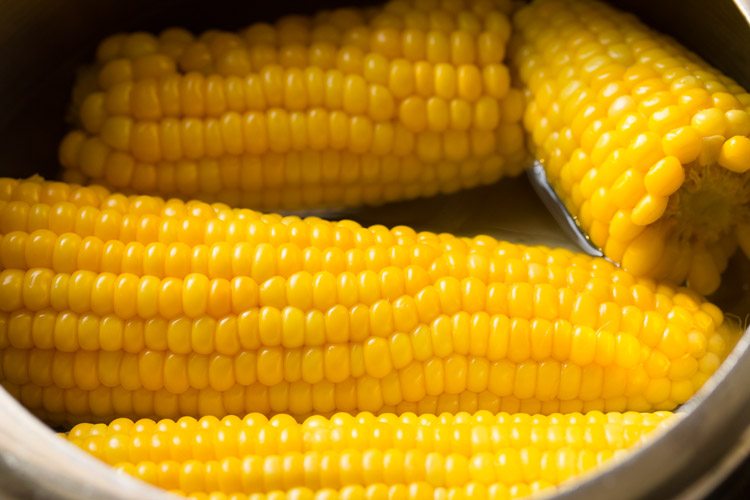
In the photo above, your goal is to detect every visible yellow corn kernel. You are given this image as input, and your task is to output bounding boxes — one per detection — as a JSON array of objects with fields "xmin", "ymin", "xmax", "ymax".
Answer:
[
  {"xmin": 60, "ymin": 141, "xmax": 518, "ymax": 211},
  {"xmin": 643, "ymin": 157, "xmax": 684, "ymax": 197},
  {"xmin": 661, "ymin": 127, "xmax": 701, "ymax": 164},
  {"xmin": 691, "ymin": 108, "xmax": 727, "ymax": 137},
  {"xmin": 718, "ymin": 136, "xmax": 750, "ymax": 173}
]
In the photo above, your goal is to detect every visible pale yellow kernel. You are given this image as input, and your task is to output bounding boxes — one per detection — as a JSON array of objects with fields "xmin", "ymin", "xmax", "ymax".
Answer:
[
  {"xmin": 643, "ymin": 156, "xmax": 684, "ymax": 197},
  {"xmin": 691, "ymin": 108, "xmax": 727, "ymax": 137},
  {"xmin": 718, "ymin": 136, "xmax": 750, "ymax": 173},
  {"xmin": 661, "ymin": 127, "xmax": 702, "ymax": 164}
]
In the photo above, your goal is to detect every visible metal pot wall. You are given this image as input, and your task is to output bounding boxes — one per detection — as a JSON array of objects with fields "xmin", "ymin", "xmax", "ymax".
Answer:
[{"xmin": 0, "ymin": 1, "xmax": 749, "ymax": 498}]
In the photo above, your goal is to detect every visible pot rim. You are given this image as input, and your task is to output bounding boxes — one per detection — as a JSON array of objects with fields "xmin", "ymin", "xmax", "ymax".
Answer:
[{"xmin": 1, "ymin": 1, "xmax": 749, "ymax": 498}]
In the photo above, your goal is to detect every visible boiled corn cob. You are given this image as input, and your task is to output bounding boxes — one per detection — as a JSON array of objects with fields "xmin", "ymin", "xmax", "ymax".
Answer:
[
  {"xmin": 60, "ymin": 0, "xmax": 527, "ymax": 210},
  {"xmin": 511, "ymin": 0, "xmax": 750, "ymax": 295},
  {"xmin": 0, "ymin": 176, "xmax": 737, "ymax": 424},
  {"xmin": 64, "ymin": 410, "xmax": 674, "ymax": 497}
]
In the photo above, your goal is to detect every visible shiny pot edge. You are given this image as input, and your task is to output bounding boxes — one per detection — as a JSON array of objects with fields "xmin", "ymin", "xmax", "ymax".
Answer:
[
  {"xmin": 1, "ymin": 1, "xmax": 750, "ymax": 498},
  {"xmin": 0, "ymin": 387, "xmax": 172, "ymax": 500}
]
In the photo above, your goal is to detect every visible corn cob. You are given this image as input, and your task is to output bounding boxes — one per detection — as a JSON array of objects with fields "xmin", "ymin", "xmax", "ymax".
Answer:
[
  {"xmin": 511, "ymin": 0, "xmax": 750, "ymax": 295},
  {"xmin": 64, "ymin": 410, "xmax": 674, "ymax": 497},
  {"xmin": 0, "ymin": 177, "xmax": 737, "ymax": 424},
  {"xmin": 60, "ymin": 0, "xmax": 527, "ymax": 210}
]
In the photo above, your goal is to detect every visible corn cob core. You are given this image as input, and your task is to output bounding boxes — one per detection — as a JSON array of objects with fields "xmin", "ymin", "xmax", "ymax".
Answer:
[
  {"xmin": 64, "ymin": 410, "xmax": 674, "ymax": 497},
  {"xmin": 61, "ymin": 0, "xmax": 527, "ymax": 210},
  {"xmin": 0, "ymin": 177, "xmax": 737, "ymax": 424},
  {"xmin": 511, "ymin": 0, "xmax": 750, "ymax": 295}
]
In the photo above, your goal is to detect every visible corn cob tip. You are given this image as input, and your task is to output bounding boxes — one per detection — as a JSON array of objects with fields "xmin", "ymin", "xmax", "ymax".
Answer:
[{"xmin": 512, "ymin": 0, "xmax": 750, "ymax": 295}]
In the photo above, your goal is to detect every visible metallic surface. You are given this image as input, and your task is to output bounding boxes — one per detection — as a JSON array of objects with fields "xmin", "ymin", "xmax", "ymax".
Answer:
[
  {"xmin": 527, "ymin": 163, "xmax": 604, "ymax": 258},
  {"xmin": 0, "ymin": 387, "xmax": 170, "ymax": 500},
  {"xmin": 0, "ymin": 0, "xmax": 748, "ymax": 499}
]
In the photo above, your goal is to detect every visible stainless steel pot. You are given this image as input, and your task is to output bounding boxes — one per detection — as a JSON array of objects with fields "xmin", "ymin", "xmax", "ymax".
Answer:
[{"xmin": 0, "ymin": 1, "xmax": 749, "ymax": 498}]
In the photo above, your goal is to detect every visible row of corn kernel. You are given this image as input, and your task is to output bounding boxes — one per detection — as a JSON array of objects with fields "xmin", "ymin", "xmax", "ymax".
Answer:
[
  {"xmin": 9, "ymin": 381, "xmax": 674, "ymax": 424},
  {"xmin": 0, "ymin": 348, "xmax": 717, "ymax": 411},
  {"xmin": 61, "ymin": 157, "xmax": 506, "ymax": 205},
  {"xmin": 93, "ymin": 26, "xmax": 511, "ymax": 93},
  {"xmin": 175, "ymin": 28, "xmax": 511, "ymax": 79},
  {"xmin": 60, "ymin": 410, "xmax": 669, "ymax": 494},
  {"xmin": 0, "ymin": 339, "xmax": 721, "ymax": 418},
  {"xmin": 66, "ymin": 112, "xmax": 520, "ymax": 164},
  {"xmin": 67, "ymin": 411, "xmax": 668, "ymax": 460},
  {"xmin": 96, "ymin": 5, "xmax": 511, "ymax": 63},
  {"xmin": 0, "ymin": 253, "xmax": 721, "ymax": 335},
  {"xmin": 0, "ymin": 229, "xmax": 611, "ymax": 278},
  {"xmin": 174, "ymin": 483, "xmax": 548, "ymax": 500},
  {"xmin": 81, "ymin": 65, "xmax": 515, "ymax": 129},
  {"xmin": 0, "ymin": 177, "xmax": 623, "ymax": 254},
  {"xmin": 89, "ymin": 0, "xmax": 512, "ymax": 95},
  {"xmin": 0, "ymin": 266, "xmax": 719, "ymax": 340},
  {"xmin": 1, "ymin": 298, "xmax": 719, "ymax": 356},
  {"xmin": 93, "ymin": 2, "xmax": 512, "ymax": 75}
]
